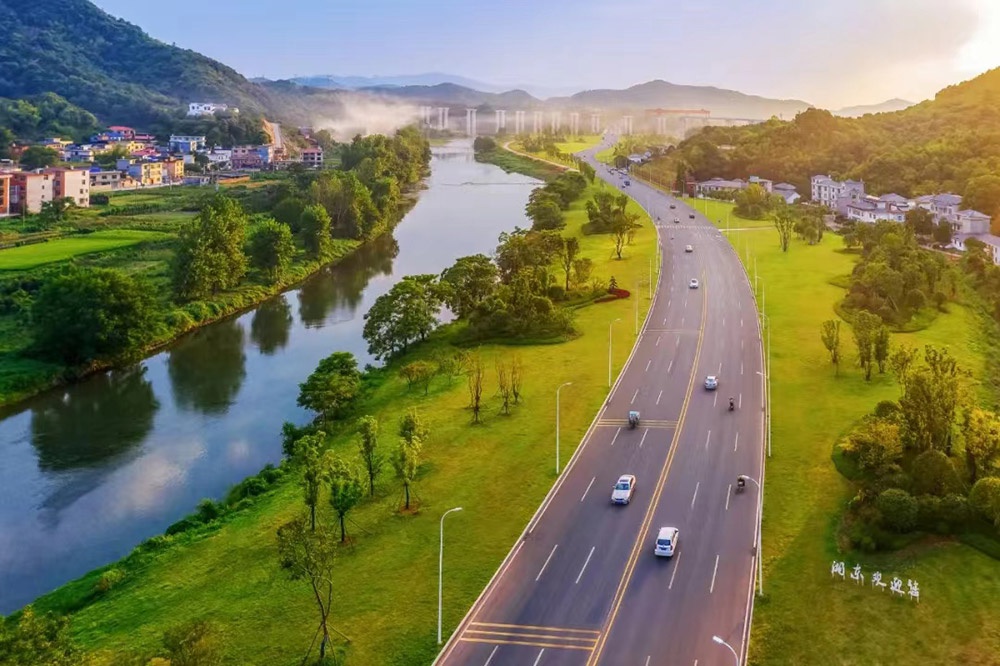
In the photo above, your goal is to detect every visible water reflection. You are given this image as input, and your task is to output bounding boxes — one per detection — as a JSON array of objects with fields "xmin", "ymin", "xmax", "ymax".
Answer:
[
  {"xmin": 297, "ymin": 235, "xmax": 399, "ymax": 327},
  {"xmin": 30, "ymin": 366, "xmax": 159, "ymax": 471},
  {"xmin": 250, "ymin": 295, "xmax": 293, "ymax": 355},
  {"xmin": 168, "ymin": 319, "xmax": 247, "ymax": 414}
]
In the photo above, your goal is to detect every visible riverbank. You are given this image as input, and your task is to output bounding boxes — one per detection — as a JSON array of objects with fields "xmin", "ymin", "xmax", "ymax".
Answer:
[
  {"xmin": 33, "ymin": 178, "xmax": 657, "ymax": 664},
  {"xmin": 474, "ymin": 146, "xmax": 565, "ymax": 181},
  {"xmin": 721, "ymin": 213, "xmax": 1000, "ymax": 663}
]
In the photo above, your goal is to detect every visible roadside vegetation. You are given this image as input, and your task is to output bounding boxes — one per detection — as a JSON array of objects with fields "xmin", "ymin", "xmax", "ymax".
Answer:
[
  {"xmin": 4, "ymin": 162, "xmax": 657, "ymax": 665},
  {"xmin": 0, "ymin": 129, "xmax": 430, "ymax": 407}
]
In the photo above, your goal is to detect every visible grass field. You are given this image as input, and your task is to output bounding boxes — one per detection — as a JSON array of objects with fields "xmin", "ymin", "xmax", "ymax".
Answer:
[
  {"xmin": 730, "ymin": 225, "xmax": 1000, "ymax": 664},
  {"xmin": 36, "ymin": 182, "xmax": 659, "ymax": 665},
  {"xmin": 554, "ymin": 135, "xmax": 602, "ymax": 155},
  {"xmin": 0, "ymin": 230, "xmax": 174, "ymax": 271}
]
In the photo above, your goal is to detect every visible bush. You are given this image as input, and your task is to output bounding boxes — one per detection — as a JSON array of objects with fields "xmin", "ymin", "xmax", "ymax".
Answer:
[
  {"xmin": 873, "ymin": 400, "xmax": 900, "ymax": 420},
  {"xmin": 969, "ymin": 477, "xmax": 1000, "ymax": 527},
  {"xmin": 136, "ymin": 535, "xmax": 171, "ymax": 553},
  {"xmin": 165, "ymin": 516, "xmax": 201, "ymax": 536},
  {"xmin": 911, "ymin": 450, "xmax": 960, "ymax": 496},
  {"xmin": 547, "ymin": 284, "xmax": 566, "ymax": 301},
  {"xmin": 939, "ymin": 493, "xmax": 970, "ymax": 530},
  {"xmin": 917, "ymin": 495, "xmax": 944, "ymax": 533},
  {"xmin": 196, "ymin": 498, "xmax": 222, "ymax": 522},
  {"xmin": 876, "ymin": 488, "xmax": 918, "ymax": 532},
  {"xmin": 95, "ymin": 567, "xmax": 126, "ymax": 593}
]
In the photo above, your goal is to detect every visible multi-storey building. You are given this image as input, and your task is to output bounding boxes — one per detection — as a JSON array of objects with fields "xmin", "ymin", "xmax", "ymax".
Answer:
[
  {"xmin": 48, "ymin": 168, "xmax": 90, "ymax": 207},
  {"xmin": 302, "ymin": 147, "xmax": 324, "ymax": 167},
  {"xmin": 0, "ymin": 173, "xmax": 10, "ymax": 217},
  {"xmin": 810, "ymin": 175, "xmax": 866, "ymax": 210},
  {"xmin": 8, "ymin": 171, "xmax": 53, "ymax": 214}
]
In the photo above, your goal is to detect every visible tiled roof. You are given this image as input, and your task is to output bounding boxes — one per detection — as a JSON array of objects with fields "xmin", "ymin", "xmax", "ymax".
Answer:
[
  {"xmin": 773, "ymin": 182, "xmax": 797, "ymax": 190},
  {"xmin": 933, "ymin": 193, "xmax": 962, "ymax": 206},
  {"xmin": 879, "ymin": 193, "xmax": 908, "ymax": 203}
]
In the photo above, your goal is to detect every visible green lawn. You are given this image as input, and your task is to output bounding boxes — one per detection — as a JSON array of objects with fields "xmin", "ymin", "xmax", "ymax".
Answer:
[
  {"xmin": 554, "ymin": 135, "xmax": 602, "ymax": 155},
  {"xmin": 0, "ymin": 230, "xmax": 174, "ymax": 271},
  {"xmin": 39, "ymin": 183, "xmax": 658, "ymax": 665},
  {"xmin": 733, "ymin": 228, "xmax": 1000, "ymax": 664}
]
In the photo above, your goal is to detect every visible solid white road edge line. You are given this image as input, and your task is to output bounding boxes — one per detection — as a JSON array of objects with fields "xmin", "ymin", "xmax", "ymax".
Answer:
[
  {"xmin": 536, "ymin": 545, "xmax": 558, "ymax": 582},
  {"xmin": 575, "ymin": 546, "xmax": 596, "ymax": 584}
]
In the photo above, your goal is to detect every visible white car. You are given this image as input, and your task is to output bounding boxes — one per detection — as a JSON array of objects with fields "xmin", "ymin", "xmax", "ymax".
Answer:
[
  {"xmin": 685, "ymin": 245, "xmax": 693, "ymax": 253},
  {"xmin": 611, "ymin": 474, "xmax": 637, "ymax": 505},
  {"xmin": 654, "ymin": 526, "xmax": 679, "ymax": 557},
  {"xmin": 704, "ymin": 375, "xmax": 719, "ymax": 390},
  {"xmin": 689, "ymin": 278, "xmax": 699, "ymax": 289}
]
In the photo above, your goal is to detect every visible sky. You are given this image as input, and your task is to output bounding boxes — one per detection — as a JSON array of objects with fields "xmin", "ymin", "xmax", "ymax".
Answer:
[{"xmin": 93, "ymin": 0, "xmax": 1000, "ymax": 109}]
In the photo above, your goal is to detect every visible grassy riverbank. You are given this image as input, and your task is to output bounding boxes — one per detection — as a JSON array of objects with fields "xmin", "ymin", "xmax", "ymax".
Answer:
[
  {"xmin": 34, "ymin": 180, "xmax": 657, "ymax": 665},
  {"xmin": 475, "ymin": 146, "xmax": 566, "ymax": 181},
  {"xmin": 729, "ymin": 224, "xmax": 1000, "ymax": 664}
]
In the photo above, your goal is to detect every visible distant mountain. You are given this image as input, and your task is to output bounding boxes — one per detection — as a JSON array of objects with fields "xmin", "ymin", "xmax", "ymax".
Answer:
[
  {"xmin": 832, "ymin": 98, "xmax": 915, "ymax": 118},
  {"xmin": 358, "ymin": 83, "xmax": 541, "ymax": 108},
  {"xmin": 288, "ymin": 73, "xmax": 582, "ymax": 99},
  {"xmin": 554, "ymin": 80, "xmax": 812, "ymax": 119},
  {"xmin": 0, "ymin": 0, "xmax": 348, "ymax": 127}
]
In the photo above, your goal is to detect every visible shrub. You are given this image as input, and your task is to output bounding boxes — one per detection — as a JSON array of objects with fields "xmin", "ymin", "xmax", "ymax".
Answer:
[
  {"xmin": 917, "ymin": 495, "xmax": 944, "ymax": 533},
  {"xmin": 873, "ymin": 400, "xmax": 900, "ymax": 420},
  {"xmin": 95, "ymin": 567, "xmax": 126, "ymax": 594},
  {"xmin": 969, "ymin": 477, "xmax": 1000, "ymax": 527},
  {"xmin": 876, "ymin": 488, "xmax": 918, "ymax": 532},
  {"xmin": 165, "ymin": 516, "xmax": 201, "ymax": 536},
  {"xmin": 547, "ymin": 285, "xmax": 566, "ymax": 301},
  {"xmin": 939, "ymin": 493, "xmax": 970, "ymax": 530},
  {"xmin": 911, "ymin": 450, "xmax": 960, "ymax": 496},
  {"xmin": 136, "ymin": 535, "xmax": 171, "ymax": 553},
  {"xmin": 196, "ymin": 499, "xmax": 222, "ymax": 522}
]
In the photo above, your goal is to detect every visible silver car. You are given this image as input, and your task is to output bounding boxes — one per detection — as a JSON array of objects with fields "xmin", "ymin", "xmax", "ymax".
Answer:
[{"xmin": 611, "ymin": 474, "xmax": 637, "ymax": 505}]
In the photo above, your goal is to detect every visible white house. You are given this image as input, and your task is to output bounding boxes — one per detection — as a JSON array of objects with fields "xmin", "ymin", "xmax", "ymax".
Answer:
[
  {"xmin": 169, "ymin": 135, "xmax": 207, "ymax": 154},
  {"xmin": 951, "ymin": 233, "xmax": 1000, "ymax": 265},
  {"xmin": 811, "ymin": 174, "xmax": 865, "ymax": 210},
  {"xmin": 953, "ymin": 209, "xmax": 991, "ymax": 235},
  {"xmin": 773, "ymin": 182, "xmax": 800, "ymax": 204},
  {"xmin": 695, "ymin": 175, "xmax": 778, "ymax": 198},
  {"xmin": 187, "ymin": 102, "xmax": 232, "ymax": 117}
]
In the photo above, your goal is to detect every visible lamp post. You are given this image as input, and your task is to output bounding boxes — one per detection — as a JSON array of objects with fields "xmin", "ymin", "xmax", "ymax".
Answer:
[
  {"xmin": 556, "ymin": 382, "xmax": 572, "ymax": 474},
  {"xmin": 634, "ymin": 280, "xmax": 639, "ymax": 336},
  {"xmin": 758, "ymin": 312, "xmax": 772, "ymax": 458},
  {"xmin": 438, "ymin": 507, "xmax": 463, "ymax": 644},
  {"xmin": 739, "ymin": 473, "xmax": 764, "ymax": 596},
  {"xmin": 608, "ymin": 318, "xmax": 622, "ymax": 387},
  {"xmin": 712, "ymin": 635, "xmax": 740, "ymax": 666}
]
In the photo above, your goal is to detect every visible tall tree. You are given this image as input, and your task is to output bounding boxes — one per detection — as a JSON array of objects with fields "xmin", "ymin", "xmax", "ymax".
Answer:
[
  {"xmin": 439, "ymin": 254, "xmax": 498, "ymax": 319},
  {"xmin": 326, "ymin": 458, "xmax": 364, "ymax": 542},
  {"xmin": 963, "ymin": 174, "xmax": 1000, "ymax": 224},
  {"xmin": 904, "ymin": 207, "xmax": 936, "ymax": 237},
  {"xmin": 851, "ymin": 310, "xmax": 881, "ymax": 381},
  {"xmin": 559, "ymin": 236, "xmax": 581, "ymax": 291},
  {"xmin": 18, "ymin": 145, "xmax": 58, "ymax": 170},
  {"xmin": 897, "ymin": 346, "xmax": 968, "ymax": 453},
  {"xmin": 299, "ymin": 203, "xmax": 333, "ymax": 259},
  {"xmin": 299, "ymin": 434, "xmax": 326, "ymax": 531},
  {"xmin": 873, "ymin": 324, "xmax": 891, "ymax": 374},
  {"xmin": 962, "ymin": 408, "xmax": 1000, "ymax": 483},
  {"xmin": 173, "ymin": 195, "xmax": 249, "ymax": 300},
  {"xmin": 391, "ymin": 437, "xmax": 422, "ymax": 511},
  {"xmin": 362, "ymin": 274, "xmax": 442, "ymax": 360},
  {"xmin": 820, "ymin": 319, "xmax": 841, "ymax": 375},
  {"xmin": 356, "ymin": 416, "xmax": 383, "ymax": 497},
  {"xmin": 297, "ymin": 352, "xmax": 362, "ymax": 424},
  {"xmin": 248, "ymin": 219, "xmax": 295, "ymax": 283},
  {"xmin": 467, "ymin": 353, "xmax": 485, "ymax": 424},
  {"xmin": 611, "ymin": 208, "xmax": 640, "ymax": 260},
  {"xmin": 773, "ymin": 205, "xmax": 795, "ymax": 252}
]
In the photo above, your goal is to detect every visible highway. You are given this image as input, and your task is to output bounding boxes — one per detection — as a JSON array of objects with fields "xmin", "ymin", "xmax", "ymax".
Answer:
[{"xmin": 435, "ymin": 137, "xmax": 766, "ymax": 666}]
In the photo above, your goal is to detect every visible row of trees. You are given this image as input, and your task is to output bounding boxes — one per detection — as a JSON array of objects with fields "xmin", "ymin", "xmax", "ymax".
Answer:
[{"xmin": 524, "ymin": 171, "xmax": 589, "ymax": 230}]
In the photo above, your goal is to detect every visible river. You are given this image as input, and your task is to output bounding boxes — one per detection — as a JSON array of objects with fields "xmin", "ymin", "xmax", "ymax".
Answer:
[{"xmin": 0, "ymin": 140, "xmax": 540, "ymax": 613}]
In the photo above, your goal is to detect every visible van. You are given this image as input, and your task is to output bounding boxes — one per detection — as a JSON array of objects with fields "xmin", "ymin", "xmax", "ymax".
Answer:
[{"xmin": 654, "ymin": 526, "xmax": 678, "ymax": 557}]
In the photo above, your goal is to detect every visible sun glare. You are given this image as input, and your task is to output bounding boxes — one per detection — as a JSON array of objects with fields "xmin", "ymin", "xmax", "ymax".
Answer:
[{"xmin": 957, "ymin": 1, "xmax": 1000, "ymax": 74}]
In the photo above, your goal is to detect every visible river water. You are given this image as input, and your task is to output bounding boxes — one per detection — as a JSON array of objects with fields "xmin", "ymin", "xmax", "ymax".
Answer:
[{"xmin": 0, "ymin": 140, "xmax": 539, "ymax": 613}]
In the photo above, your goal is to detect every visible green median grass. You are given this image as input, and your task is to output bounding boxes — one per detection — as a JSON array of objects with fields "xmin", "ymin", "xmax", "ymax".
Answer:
[
  {"xmin": 0, "ymin": 230, "xmax": 174, "ymax": 271},
  {"xmin": 731, "ymin": 227, "xmax": 1000, "ymax": 664},
  {"xmin": 39, "ymin": 182, "xmax": 658, "ymax": 665}
]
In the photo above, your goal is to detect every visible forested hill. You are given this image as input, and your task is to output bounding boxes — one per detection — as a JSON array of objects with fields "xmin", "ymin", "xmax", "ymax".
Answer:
[
  {"xmin": 672, "ymin": 67, "xmax": 1000, "ymax": 222},
  {"xmin": 0, "ymin": 0, "xmax": 344, "ymax": 127}
]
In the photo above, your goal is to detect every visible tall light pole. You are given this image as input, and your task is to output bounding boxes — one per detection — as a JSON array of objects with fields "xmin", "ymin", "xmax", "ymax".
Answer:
[
  {"xmin": 758, "ymin": 312, "xmax": 772, "ymax": 458},
  {"xmin": 739, "ymin": 474, "xmax": 764, "ymax": 595},
  {"xmin": 438, "ymin": 507, "xmax": 463, "ymax": 645},
  {"xmin": 556, "ymin": 382, "xmax": 572, "ymax": 474},
  {"xmin": 634, "ymin": 281, "xmax": 639, "ymax": 336},
  {"xmin": 712, "ymin": 635, "xmax": 740, "ymax": 666},
  {"xmin": 608, "ymin": 317, "xmax": 622, "ymax": 387}
]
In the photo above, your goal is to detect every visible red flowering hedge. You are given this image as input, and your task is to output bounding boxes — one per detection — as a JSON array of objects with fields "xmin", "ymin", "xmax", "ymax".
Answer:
[{"xmin": 594, "ymin": 288, "xmax": 631, "ymax": 303}]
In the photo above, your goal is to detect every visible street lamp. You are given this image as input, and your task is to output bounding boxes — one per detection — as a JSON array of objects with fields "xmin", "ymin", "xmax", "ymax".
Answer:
[
  {"xmin": 608, "ymin": 318, "xmax": 622, "ymax": 387},
  {"xmin": 739, "ymin": 474, "xmax": 764, "ymax": 596},
  {"xmin": 556, "ymin": 382, "xmax": 572, "ymax": 474},
  {"xmin": 712, "ymin": 635, "xmax": 740, "ymax": 666},
  {"xmin": 438, "ymin": 507, "xmax": 463, "ymax": 645},
  {"xmin": 757, "ymin": 311, "xmax": 772, "ymax": 458}
]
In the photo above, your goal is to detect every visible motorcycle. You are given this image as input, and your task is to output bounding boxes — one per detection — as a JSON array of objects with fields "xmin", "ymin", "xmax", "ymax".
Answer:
[{"xmin": 728, "ymin": 398, "xmax": 735, "ymax": 411}]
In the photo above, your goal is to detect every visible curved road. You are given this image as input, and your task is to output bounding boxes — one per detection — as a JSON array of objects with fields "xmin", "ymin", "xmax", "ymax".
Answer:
[{"xmin": 435, "ymin": 137, "xmax": 766, "ymax": 666}]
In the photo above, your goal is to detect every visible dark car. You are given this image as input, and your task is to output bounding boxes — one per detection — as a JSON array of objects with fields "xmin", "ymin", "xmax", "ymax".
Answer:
[
  {"xmin": 689, "ymin": 213, "xmax": 695, "ymax": 219},
  {"xmin": 669, "ymin": 204, "xmax": 676, "ymax": 209}
]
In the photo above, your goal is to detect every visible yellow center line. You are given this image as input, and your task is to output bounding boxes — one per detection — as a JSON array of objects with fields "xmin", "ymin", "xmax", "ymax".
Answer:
[
  {"xmin": 459, "ymin": 637, "xmax": 594, "ymax": 651},
  {"xmin": 586, "ymin": 280, "xmax": 710, "ymax": 666},
  {"xmin": 469, "ymin": 622, "xmax": 600, "ymax": 635},
  {"xmin": 465, "ymin": 630, "xmax": 597, "ymax": 643}
]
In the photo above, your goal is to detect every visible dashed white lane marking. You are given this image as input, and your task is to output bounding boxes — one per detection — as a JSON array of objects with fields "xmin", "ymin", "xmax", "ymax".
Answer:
[
  {"xmin": 741, "ymin": 318, "xmax": 744, "ymax": 328},
  {"xmin": 726, "ymin": 485, "xmax": 732, "ymax": 511},
  {"xmin": 532, "ymin": 649, "xmax": 545, "ymax": 666},
  {"xmin": 718, "ymin": 362, "xmax": 723, "ymax": 374},
  {"xmin": 611, "ymin": 427, "xmax": 621, "ymax": 447},
  {"xmin": 667, "ymin": 359, "xmax": 674, "ymax": 373},
  {"xmin": 676, "ymin": 336, "xmax": 680, "ymax": 347},
  {"xmin": 739, "ymin": 393, "xmax": 743, "ymax": 409},
  {"xmin": 734, "ymin": 432, "xmax": 740, "ymax": 452},
  {"xmin": 639, "ymin": 429, "xmax": 649, "ymax": 448},
  {"xmin": 705, "ymin": 430, "xmax": 712, "ymax": 449},
  {"xmin": 713, "ymin": 392, "xmax": 718, "ymax": 407},
  {"xmin": 631, "ymin": 389, "xmax": 639, "ymax": 404},
  {"xmin": 656, "ymin": 335, "xmax": 661, "ymax": 346},
  {"xmin": 710, "ymin": 554, "xmax": 720, "ymax": 593},
  {"xmin": 691, "ymin": 481, "xmax": 700, "ymax": 509},
  {"xmin": 684, "ymin": 298, "xmax": 688, "ymax": 308},
  {"xmin": 656, "ymin": 390, "xmax": 663, "ymax": 405},
  {"xmin": 536, "ymin": 545, "xmax": 558, "ymax": 581},
  {"xmin": 741, "ymin": 361, "xmax": 744, "ymax": 375},
  {"xmin": 668, "ymin": 551, "xmax": 682, "ymax": 590},
  {"xmin": 483, "ymin": 645, "xmax": 499, "ymax": 666},
  {"xmin": 681, "ymin": 316, "xmax": 685, "ymax": 326},
  {"xmin": 575, "ymin": 546, "xmax": 596, "ymax": 584},
  {"xmin": 741, "ymin": 339, "xmax": 744, "ymax": 350},
  {"xmin": 645, "ymin": 360, "xmax": 651, "ymax": 372},
  {"xmin": 645, "ymin": 657, "xmax": 651, "ymax": 666},
  {"xmin": 723, "ymin": 317, "xmax": 726, "ymax": 327},
  {"xmin": 581, "ymin": 476, "xmax": 595, "ymax": 502}
]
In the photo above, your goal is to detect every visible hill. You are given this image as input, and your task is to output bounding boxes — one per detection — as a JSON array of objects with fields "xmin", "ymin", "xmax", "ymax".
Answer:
[
  {"xmin": 666, "ymin": 67, "xmax": 1000, "ymax": 222},
  {"xmin": 555, "ymin": 79, "xmax": 813, "ymax": 119},
  {"xmin": 358, "ymin": 82, "xmax": 540, "ymax": 108},
  {"xmin": 832, "ymin": 98, "xmax": 914, "ymax": 118}
]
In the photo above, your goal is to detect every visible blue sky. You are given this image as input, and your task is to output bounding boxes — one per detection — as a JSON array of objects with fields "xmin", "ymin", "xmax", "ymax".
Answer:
[{"xmin": 94, "ymin": 0, "xmax": 1000, "ymax": 108}]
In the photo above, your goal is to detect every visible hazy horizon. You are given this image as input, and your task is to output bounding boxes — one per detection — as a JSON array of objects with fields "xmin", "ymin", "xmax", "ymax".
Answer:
[{"xmin": 93, "ymin": 0, "xmax": 1000, "ymax": 109}]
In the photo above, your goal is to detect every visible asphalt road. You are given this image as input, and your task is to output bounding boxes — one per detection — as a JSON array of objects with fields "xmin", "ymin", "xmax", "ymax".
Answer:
[{"xmin": 435, "ymin": 137, "xmax": 766, "ymax": 666}]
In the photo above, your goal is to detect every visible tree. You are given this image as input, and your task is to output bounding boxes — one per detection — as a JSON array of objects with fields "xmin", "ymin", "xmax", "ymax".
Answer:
[
  {"xmin": 904, "ymin": 207, "xmax": 936, "ymax": 237},
  {"xmin": 439, "ymin": 254, "xmax": 498, "ymax": 319},
  {"xmin": 559, "ymin": 237, "xmax": 580, "ymax": 291},
  {"xmin": 162, "ymin": 620, "xmax": 224, "ymax": 666},
  {"xmin": 496, "ymin": 357, "xmax": 512, "ymax": 415},
  {"xmin": 850, "ymin": 310, "xmax": 881, "ymax": 380},
  {"xmin": 357, "ymin": 416, "xmax": 383, "ymax": 497},
  {"xmin": 932, "ymin": 220, "xmax": 953, "ymax": 246},
  {"xmin": 32, "ymin": 268, "xmax": 157, "ymax": 365},
  {"xmin": 467, "ymin": 353, "xmax": 485, "ymax": 423},
  {"xmin": 969, "ymin": 477, "xmax": 1000, "ymax": 527},
  {"xmin": 275, "ymin": 517, "xmax": 342, "ymax": 660},
  {"xmin": 173, "ymin": 195, "xmax": 249, "ymax": 300},
  {"xmin": 510, "ymin": 354, "xmax": 524, "ymax": 404},
  {"xmin": 611, "ymin": 209, "xmax": 640, "ymax": 260},
  {"xmin": 773, "ymin": 205, "xmax": 795, "ymax": 252},
  {"xmin": 962, "ymin": 408, "xmax": 1000, "ymax": 483},
  {"xmin": 963, "ymin": 174, "xmax": 1000, "ymax": 225},
  {"xmin": 326, "ymin": 457, "xmax": 364, "ymax": 542},
  {"xmin": 911, "ymin": 449, "xmax": 960, "ymax": 496},
  {"xmin": 0, "ymin": 605, "xmax": 77, "ymax": 666},
  {"xmin": 897, "ymin": 346, "xmax": 967, "ymax": 453},
  {"xmin": 248, "ymin": 219, "xmax": 294, "ymax": 283},
  {"xmin": 820, "ymin": 319, "xmax": 841, "ymax": 374},
  {"xmin": 846, "ymin": 418, "xmax": 903, "ymax": 472},
  {"xmin": 19, "ymin": 145, "xmax": 58, "ymax": 170},
  {"xmin": 391, "ymin": 437, "xmax": 421, "ymax": 511},
  {"xmin": 37, "ymin": 197, "xmax": 75, "ymax": 228},
  {"xmin": 272, "ymin": 196, "xmax": 307, "ymax": 231},
  {"xmin": 297, "ymin": 352, "xmax": 362, "ymax": 424},
  {"xmin": 526, "ymin": 190, "xmax": 565, "ymax": 230},
  {"xmin": 299, "ymin": 203, "xmax": 333, "ymax": 258},
  {"xmin": 873, "ymin": 323, "xmax": 890, "ymax": 374},
  {"xmin": 298, "ymin": 433, "xmax": 326, "ymax": 531},
  {"xmin": 362, "ymin": 274, "xmax": 442, "ymax": 360},
  {"xmin": 889, "ymin": 344, "xmax": 918, "ymax": 384},
  {"xmin": 400, "ymin": 360, "xmax": 434, "ymax": 394},
  {"xmin": 573, "ymin": 257, "xmax": 594, "ymax": 285},
  {"xmin": 876, "ymin": 488, "xmax": 918, "ymax": 532},
  {"xmin": 735, "ymin": 183, "xmax": 773, "ymax": 220},
  {"xmin": 399, "ymin": 408, "xmax": 429, "ymax": 447}
]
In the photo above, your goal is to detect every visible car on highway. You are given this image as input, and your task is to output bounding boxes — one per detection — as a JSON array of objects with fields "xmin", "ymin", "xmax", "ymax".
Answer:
[
  {"xmin": 704, "ymin": 375, "xmax": 719, "ymax": 390},
  {"xmin": 624, "ymin": 180, "xmax": 631, "ymax": 186},
  {"xmin": 689, "ymin": 278, "xmax": 699, "ymax": 289},
  {"xmin": 689, "ymin": 213, "xmax": 695, "ymax": 219},
  {"xmin": 685, "ymin": 244, "xmax": 693, "ymax": 253},
  {"xmin": 669, "ymin": 204, "xmax": 676, "ymax": 209},
  {"xmin": 654, "ymin": 526, "xmax": 679, "ymax": 557},
  {"xmin": 673, "ymin": 217, "xmax": 680, "ymax": 224},
  {"xmin": 611, "ymin": 474, "xmax": 636, "ymax": 504}
]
